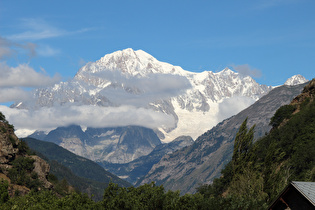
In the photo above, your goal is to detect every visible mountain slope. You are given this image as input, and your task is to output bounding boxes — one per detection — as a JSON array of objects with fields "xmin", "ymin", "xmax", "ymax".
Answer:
[
  {"xmin": 98, "ymin": 135, "xmax": 194, "ymax": 184},
  {"xmin": 197, "ymin": 78, "xmax": 315, "ymax": 208},
  {"xmin": 138, "ymin": 82, "xmax": 307, "ymax": 194},
  {"xmin": 0, "ymin": 114, "xmax": 52, "ymax": 197},
  {"xmin": 23, "ymin": 137, "xmax": 131, "ymax": 200},
  {"xmin": 12, "ymin": 48, "xmax": 277, "ymax": 142},
  {"xmin": 23, "ymin": 137, "xmax": 130, "ymax": 186}
]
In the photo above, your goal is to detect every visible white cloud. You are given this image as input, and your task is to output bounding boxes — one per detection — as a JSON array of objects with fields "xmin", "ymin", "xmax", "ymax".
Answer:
[
  {"xmin": 86, "ymin": 71, "xmax": 192, "ymax": 106},
  {"xmin": 0, "ymin": 105, "xmax": 176, "ymax": 136},
  {"xmin": 217, "ymin": 96, "xmax": 256, "ymax": 122},
  {"xmin": 0, "ymin": 87, "xmax": 31, "ymax": 103},
  {"xmin": 0, "ymin": 62, "xmax": 60, "ymax": 88},
  {"xmin": 232, "ymin": 64, "xmax": 262, "ymax": 78},
  {"xmin": 8, "ymin": 18, "xmax": 66, "ymax": 41}
]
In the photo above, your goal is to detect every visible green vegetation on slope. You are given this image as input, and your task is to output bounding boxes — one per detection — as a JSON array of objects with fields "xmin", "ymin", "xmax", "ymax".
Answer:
[
  {"xmin": 23, "ymin": 137, "xmax": 131, "ymax": 200},
  {"xmin": 197, "ymin": 80, "xmax": 315, "ymax": 209}
]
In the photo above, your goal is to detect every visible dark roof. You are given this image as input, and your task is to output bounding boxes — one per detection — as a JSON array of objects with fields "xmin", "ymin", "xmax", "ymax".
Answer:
[
  {"xmin": 291, "ymin": 181, "xmax": 315, "ymax": 206},
  {"xmin": 268, "ymin": 181, "xmax": 315, "ymax": 209}
]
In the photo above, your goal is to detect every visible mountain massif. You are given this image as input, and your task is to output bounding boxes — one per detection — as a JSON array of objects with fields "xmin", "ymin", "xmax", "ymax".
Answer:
[
  {"xmin": 12, "ymin": 48, "xmax": 283, "ymax": 143},
  {"xmin": 8, "ymin": 49, "xmax": 305, "ymax": 189}
]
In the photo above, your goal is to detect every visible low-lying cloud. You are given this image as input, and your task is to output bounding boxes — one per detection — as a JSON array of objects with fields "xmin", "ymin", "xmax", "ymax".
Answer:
[
  {"xmin": 217, "ymin": 96, "xmax": 256, "ymax": 122},
  {"xmin": 81, "ymin": 70, "xmax": 192, "ymax": 106},
  {"xmin": 0, "ymin": 104, "xmax": 176, "ymax": 137}
]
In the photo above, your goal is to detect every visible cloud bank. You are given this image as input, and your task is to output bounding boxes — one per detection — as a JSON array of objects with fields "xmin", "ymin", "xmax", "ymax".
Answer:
[
  {"xmin": 0, "ymin": 105, "xmax": 176, "ymax": 137},
  {"xmin": 94, "ymin": 72, "xmax": 191, "ymax": 106}
]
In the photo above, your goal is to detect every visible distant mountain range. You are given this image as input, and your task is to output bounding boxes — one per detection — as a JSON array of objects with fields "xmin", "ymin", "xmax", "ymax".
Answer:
[{"xmin": 11, "ymin": 48, "xmax": 308, "ymax": 142}]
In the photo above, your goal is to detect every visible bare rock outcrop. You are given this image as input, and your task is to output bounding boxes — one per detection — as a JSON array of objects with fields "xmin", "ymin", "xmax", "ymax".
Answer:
[{"xmin": 31, "ymin": 155, "xmax": 53, "ymax": 188}]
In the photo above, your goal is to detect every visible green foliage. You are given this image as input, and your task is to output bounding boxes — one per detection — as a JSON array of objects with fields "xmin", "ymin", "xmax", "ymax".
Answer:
[
  {"xmin": 17, "ymin": 140, "xmax": 33, "ymax": 155},
  {"xmin": 0, "ymin": 180, "xmax": 9, "ymax": 204},
  {"xmin": 0, "ymin": 112, "xmax": 7, "ymax": 122},
  {"xmin": 0, "ymin": 112, "xmax": 14, "ymax": 130},
  {"xmin": 2, "ymin": 190, "xmax": 99, "ymax": 209},
  {"xmin": 7, "ymin": 156, "xmax": 42, "ymax": 190},
  {"xmin": 9, "ymin": 135, "xmax": 17, "ymax": 148},
  {"xmin": 269, "ymin": 104, "xmax": 296, "ymax": 128},
  {"xmin": 232, "ymin": 118, "xmax": 255, "ymax": 174}
]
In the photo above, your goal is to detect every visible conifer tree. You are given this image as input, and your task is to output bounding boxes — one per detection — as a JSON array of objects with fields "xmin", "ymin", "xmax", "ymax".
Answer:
[{"xmin": 232, "ymin": 118, "xmax": 255, "ymax": 174}]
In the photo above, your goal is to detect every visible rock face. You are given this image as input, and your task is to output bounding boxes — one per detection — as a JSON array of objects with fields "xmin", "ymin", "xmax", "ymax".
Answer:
[
  {"xmin": 31, "ymin": 155, "xmax": 52, "ymax": 189},
  {"xmin": 0, "ymin": 116, "xmax": 52, "ymax": 194},
  {"xmin": 0, "ymin": 122, "xmax": 19, "ymax": 165},
  {"xmin": 138, "ymin": 82, "xmax": 308, "ymax": 194}
]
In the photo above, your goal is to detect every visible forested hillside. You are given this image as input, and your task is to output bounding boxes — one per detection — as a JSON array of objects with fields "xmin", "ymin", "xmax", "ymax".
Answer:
[{"xmin": 197, "ymin": 79, "xmax": 315, "ymax": 208}]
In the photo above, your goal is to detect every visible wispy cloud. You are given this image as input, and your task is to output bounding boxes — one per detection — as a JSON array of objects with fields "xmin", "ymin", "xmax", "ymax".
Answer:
[
  {"xmin": 0, "ymin": 36, "xmax": 36, "ymax": 59},
  {"xmin": 231, "ymin": 64, "xmax": 262, "ymax": 78},
  {"xmin": 8, "ymin": 18, "xmax": 66, "ymax": 41},
  {"xmin": 37, "ymin": 44, "xmax": 60, "ymax": 57},
  {"xmin": 7, "ymin": 18, "xmax": 91, "ymax": 41}
]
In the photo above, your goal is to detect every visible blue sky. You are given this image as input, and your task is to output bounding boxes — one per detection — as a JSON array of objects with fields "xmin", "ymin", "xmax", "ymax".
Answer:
[{"xmin": 1, "ymin": 0, "xmax": 315, "ymax": 104}]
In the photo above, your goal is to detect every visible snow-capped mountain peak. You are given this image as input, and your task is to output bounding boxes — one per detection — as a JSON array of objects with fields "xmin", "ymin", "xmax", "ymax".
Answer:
[
  {"xmin": 75, "ymin": 48, "xmax": 188, "ymax": 79},
  {"xmin": 284, "ymin": 74, "xmax": 308, "ymax": 86},
  {"xmin": 12, "ymin": 49, "xmax": 274, "ymax": 142}
]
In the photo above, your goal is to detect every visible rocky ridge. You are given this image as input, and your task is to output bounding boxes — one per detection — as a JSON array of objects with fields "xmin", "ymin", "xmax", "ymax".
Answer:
[{"xmin": 0, "ymin": 114, "xmax": 52, "ymax": 196}]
